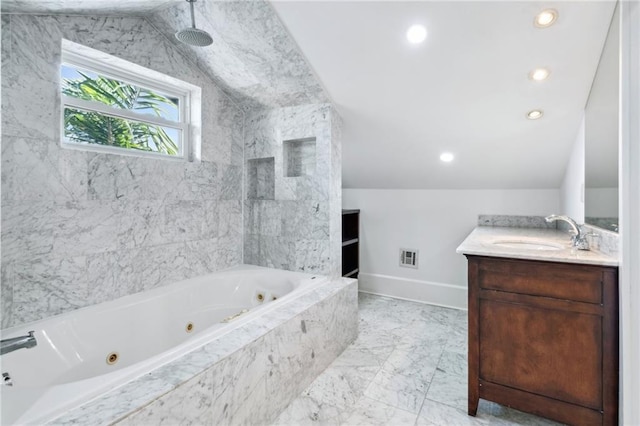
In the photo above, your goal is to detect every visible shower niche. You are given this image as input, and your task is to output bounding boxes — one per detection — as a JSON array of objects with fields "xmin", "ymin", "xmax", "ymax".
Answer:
[
  {"xmin": 283, "ymin": 137, "xmax": 316, "ymax": 177},
  {"xmin": 247, "ymin": 157, "xmax": 275, "ymax": 200}
]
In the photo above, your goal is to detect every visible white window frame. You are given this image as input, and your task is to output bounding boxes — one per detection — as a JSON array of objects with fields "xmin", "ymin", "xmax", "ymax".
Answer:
[{"xmin": 60, "ymin": 39, "xmax": 201, "ymax": 162}]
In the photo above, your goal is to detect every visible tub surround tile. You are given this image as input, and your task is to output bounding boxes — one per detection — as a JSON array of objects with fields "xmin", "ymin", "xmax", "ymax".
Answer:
[
  {"xmin": 209, "ymin": 340, "xmax": 269, "ymax": 425},
  {"xmin": 117, "ymin": 370, "xmax": 215, "ymax": 426},
  {"xmin": 54, "ymin": 278, "xmax": 357, "ymax": 426},
  {"xmin": 265, "ymin": 281, "xmax": 358, "ymax": 418}
]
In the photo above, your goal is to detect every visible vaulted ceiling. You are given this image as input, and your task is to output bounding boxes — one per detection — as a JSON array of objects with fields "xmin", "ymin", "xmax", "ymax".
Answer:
[{"xmin": 1, "ymin": 0, "xmax": 617, "ymax": 189}]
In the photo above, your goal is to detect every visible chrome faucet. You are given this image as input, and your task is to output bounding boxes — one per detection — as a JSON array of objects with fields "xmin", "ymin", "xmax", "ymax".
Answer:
[
  {"xmin": 545, "ymin": 214, "xmax": 591, "ymax": 250},
  {"xmin": 1, "ymin": 331, "xmax": 37, "ymax": 355}
]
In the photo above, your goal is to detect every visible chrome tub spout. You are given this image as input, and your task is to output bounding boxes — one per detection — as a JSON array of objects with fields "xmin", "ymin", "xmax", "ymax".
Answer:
[{"xmin": 1, "ymin": 331, "xmax": 37, "ymax": 355}]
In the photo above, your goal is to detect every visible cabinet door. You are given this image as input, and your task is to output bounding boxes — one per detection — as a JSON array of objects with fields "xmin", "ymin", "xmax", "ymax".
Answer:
[{"xmin": 479, "ymin": 299, "xmax": 602, "ymax": 410}]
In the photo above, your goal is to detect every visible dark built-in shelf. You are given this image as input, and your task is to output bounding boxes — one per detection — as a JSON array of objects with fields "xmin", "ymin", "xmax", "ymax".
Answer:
[{"xmin": 342, "ymin": 209, "xmax": 360, "ymax": 278}]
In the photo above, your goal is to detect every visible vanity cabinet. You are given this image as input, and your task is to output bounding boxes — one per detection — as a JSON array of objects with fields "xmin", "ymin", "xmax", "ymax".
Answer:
[{"xmin": 466, "ymin": 255, "xmax": 618, "ymax": 426}]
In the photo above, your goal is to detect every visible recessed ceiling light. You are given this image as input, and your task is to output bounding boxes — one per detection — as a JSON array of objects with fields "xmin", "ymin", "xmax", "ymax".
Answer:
[
  {"xmin": 529, "ymin": 68, "xmax": 550, "ymax": 81},
  {"xmin": 440, "ymin": 152, "xmax": 454, "ymax": 162},
  {"xmin": 527, "ymin": 109, "xmax": 544, "ymax": 120},
  {"xmin": 406, "ymin": 25, "xmax": 427, "ymax": 44},
  {"xmin": 534, "ymin": 9, "xmax": 558, "ymax": 28}
]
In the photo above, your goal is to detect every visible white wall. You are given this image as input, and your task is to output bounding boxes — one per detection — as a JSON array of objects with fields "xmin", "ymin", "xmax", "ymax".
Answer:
[
  {"xmin": 560, "ymin": 117, "xmax": 585, "ymax": 222},
  {"xmin": 619, "ymin": 0, "xmax": 640, "ymax": 423},
  {"xmin": 343, "ymin": 189, "xmax": 560, "ymax": 309}
]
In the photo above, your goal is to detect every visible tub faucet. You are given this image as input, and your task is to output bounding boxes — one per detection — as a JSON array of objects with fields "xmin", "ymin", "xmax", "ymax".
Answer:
[
  {"xmin": 545, "ymin": 214, "xmax": 591, "ymax": 250},
  {"xmin": 1, "ymin": 331, "xmax": 37, "ymax": 355}
]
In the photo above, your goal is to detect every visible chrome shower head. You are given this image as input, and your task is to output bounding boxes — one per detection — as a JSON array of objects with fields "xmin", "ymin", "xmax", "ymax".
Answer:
[{"xmin": 175, "ymin": 0, "xmax": 213, "ymax": 47}]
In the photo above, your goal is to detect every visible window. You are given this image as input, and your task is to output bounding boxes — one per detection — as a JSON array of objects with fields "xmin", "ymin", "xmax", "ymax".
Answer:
[{"xmin": 60, "ymin": 39, "xmax": 201, "ymax": 161}]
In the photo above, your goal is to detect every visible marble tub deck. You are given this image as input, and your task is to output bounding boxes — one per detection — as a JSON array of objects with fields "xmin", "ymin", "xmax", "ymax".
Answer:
[{"xmin": 273, "ymin": 293, "xmax": 563, "ymax": 426}]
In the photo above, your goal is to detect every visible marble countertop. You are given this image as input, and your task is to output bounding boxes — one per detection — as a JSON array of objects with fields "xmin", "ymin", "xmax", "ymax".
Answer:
[{"xmin": 456, "ymin": 226, "xmax": 619, "ymax": 267}]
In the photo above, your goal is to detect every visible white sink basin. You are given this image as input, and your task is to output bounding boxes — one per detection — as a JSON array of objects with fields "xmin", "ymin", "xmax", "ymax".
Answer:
[{"xmin": 491, "ymin": 239, "xmax": 565, "ymax": 251}]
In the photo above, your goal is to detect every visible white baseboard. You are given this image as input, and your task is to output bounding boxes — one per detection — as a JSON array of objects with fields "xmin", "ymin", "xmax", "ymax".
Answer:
[{"xmin": 357, "ymin": 272, "xmax": 468, "ymax": 310}]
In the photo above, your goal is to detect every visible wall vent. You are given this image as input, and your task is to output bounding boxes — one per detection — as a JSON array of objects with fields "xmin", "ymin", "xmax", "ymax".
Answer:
[{"xmin": 399, "ymin": 249, "xmax": 419, "ymax": 269}]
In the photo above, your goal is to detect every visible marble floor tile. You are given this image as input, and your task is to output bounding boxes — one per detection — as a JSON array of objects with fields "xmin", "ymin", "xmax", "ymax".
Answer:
[
  {"xmin": 271, "ymin": 293, "xmax": 564, "ymax": 426},
  {"xmin": 417, "ymin": 399, "xmax": 491, "ymax": 426},
  {"xmin": 272, "ymin": 394, "xmax": 342, "ymax": 426},
  {"xmin": 436, "ymin": 350, "xmax": 467, "ymax": 377},
  {"xmin": 304, "ymin": 364, "xmax": 379, "ymax": 412},
  {"xmin": 425, "ymin": 369, "xmax": 468, "ymax": 411},
  {"xmin": 339, "ymin": 396, "xmax": 417, "ymax": 425},
  {"xmin": 481, "ymin": 401, "xmax": 564, "ymax": 426},
  {"xmin": 364, "ymin": 367, "xmax": 430, "ymax": 414}
]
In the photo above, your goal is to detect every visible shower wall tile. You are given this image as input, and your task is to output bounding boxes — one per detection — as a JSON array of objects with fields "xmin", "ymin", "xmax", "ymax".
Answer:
[
  {"xmin": 1, "ymin": 263, "xmax": 14, "ymax": 329},
  {"xmin": 219, "ymin": 164, "xmax": 243, "ymax": 200},
  {"xmin": 1, "ymin": 14, "xmax": 10, "ymax": 70},
  {"xmin": 329, "ymin": 111, "xmax": 343, "ymax": 278},
  {"xmin": 11, "ymin": 255, "xmax": 89, "ymax": 325},
  {"xmin": 280, "ymin": 200, "xmax": 330, "ymax": 239},
  {"xmin": 51, "ymin": 201, "xmax": 121, "ymax": 257},
  {"xmin": 148, "ymin": 0, "xmax": 330, "ymax": 111},
  {"xmin": 1, "ymin": 201, "xmax": 57, "ymax": 263},
  {"xmin": 1, "ymin": 14, "xmax": 243, "ymax": 329},
  {"xmin": 2, "ymin": 16, "xmax": 61, "ymax": 141},
  {"xmin": 293, "ymin": 239, "xmax": 331, "ymax": 273},
  {"xmin": 218, "ymin": 200, "xmax": 243, "ymax": 238},
  {"xmin": 1, "ymin": 136, "xmax": 88, "ymax": 204},
  {"xmin": 243, "ymin": 104, "xmax": 341, "ymax": 276},
  {"xmin": 244, "ymin": 200, "xmax": 282, "ymax": 236}
]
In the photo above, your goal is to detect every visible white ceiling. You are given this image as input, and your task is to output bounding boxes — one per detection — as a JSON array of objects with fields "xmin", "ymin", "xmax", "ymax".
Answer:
[
  {"xmin": 271, "ymin": 1, "xmax": 616, "ymax": 189},
  {"xmin": 1, "ymin": 0, "xmax": 617, "ymax": 190}
]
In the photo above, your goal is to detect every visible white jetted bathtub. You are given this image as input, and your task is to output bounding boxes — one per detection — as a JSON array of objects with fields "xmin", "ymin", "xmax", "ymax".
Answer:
[{"xmin": 0, "ymin": 265, "xmax": 327, "ymax": 425}]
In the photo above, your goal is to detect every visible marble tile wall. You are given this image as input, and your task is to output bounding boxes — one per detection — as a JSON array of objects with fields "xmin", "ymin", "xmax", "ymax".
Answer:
[
  {"xmin": 147, "ymin": 0, "xmax": 330, "ymax": 111},
  {"xmin": 243, "ymin": 104, "xmax": 342, "ymax": 277},
  {"xmin": 1, "ymin": 14, "xmax": 244, "ymax": 328},
  {"xmin": 53, "ymin": 278, "xmax": 358, "ymax": 425}
]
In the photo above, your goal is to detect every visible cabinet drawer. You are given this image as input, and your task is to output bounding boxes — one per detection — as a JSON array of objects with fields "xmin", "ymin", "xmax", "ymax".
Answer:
[{"xmin": 477, "ymin": 257, "xmax": 603, "ymax": 304}]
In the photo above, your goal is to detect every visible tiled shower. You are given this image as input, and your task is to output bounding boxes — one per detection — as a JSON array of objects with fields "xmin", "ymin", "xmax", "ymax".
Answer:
[{"xmin": 1, "ymin": 6, "xmax": 341, "ymax": 330}]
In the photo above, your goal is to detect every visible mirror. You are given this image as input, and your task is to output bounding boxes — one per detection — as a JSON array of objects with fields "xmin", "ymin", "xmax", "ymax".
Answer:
[{"xmin": 584, "ymin": 3, "xmax": 619, "ymax": 232}]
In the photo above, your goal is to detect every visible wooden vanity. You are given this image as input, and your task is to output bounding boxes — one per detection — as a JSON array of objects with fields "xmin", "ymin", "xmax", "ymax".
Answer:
[{"xmin": 457, "ymin": 227, "xmax": 619, "ymax": 426}]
